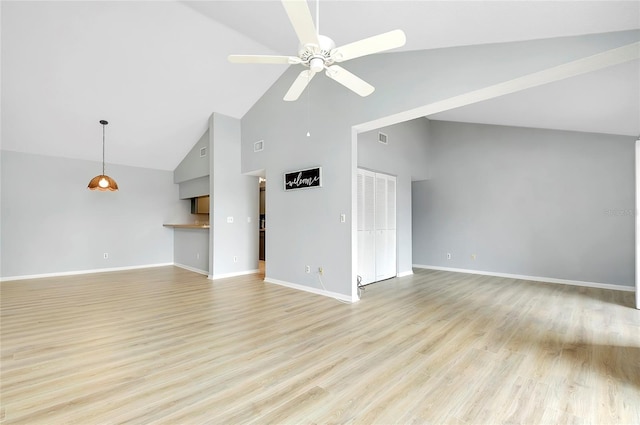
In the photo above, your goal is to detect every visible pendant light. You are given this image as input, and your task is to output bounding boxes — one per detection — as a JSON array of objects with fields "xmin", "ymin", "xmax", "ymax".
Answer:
[{"xmin": 88, "ymin": 120, "xmax": 119, "ymax": 191}]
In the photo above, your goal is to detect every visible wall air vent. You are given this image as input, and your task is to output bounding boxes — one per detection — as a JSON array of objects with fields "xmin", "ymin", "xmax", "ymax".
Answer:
[
  {"xmin": 200, "ymin": 147, "xmax": 207, "ymax": 157},
  {"xmin": 254, "ymin": 140, "xmax": 264, "ymax": 152},
  {"xmin": 378, "ymin": 132, "xmax": 388, "ymax": 145}
]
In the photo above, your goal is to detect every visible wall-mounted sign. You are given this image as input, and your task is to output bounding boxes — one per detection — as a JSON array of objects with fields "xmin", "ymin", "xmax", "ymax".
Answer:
[{"xmin": 284, "ymin": 167, "xmax": 322, "ymax": 191}]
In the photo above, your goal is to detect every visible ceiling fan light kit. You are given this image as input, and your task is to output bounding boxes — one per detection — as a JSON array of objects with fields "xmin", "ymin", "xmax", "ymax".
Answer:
[{"xmin": 228, "ymin": 0, "xmax": 406, "ymax": 101}]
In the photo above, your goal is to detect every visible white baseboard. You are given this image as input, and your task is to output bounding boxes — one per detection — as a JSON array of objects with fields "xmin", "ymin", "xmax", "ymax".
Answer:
[
  {"xmin": 0, "ymin": 263, "xmax": 174, "ymax": 282},
  {"xmin": 413, "ymin": 264, "xmax": 635, "ymax": 292},
  {"xmin": 397, "ymin": 270, "xmax": 414, "ymax": 278},
  {"xmin": 174, "ymin": 263, "xmax": 209, "ymax": 276},
  {"xmin": 264, "ymin": 277, "xmax": 357, "ymax": 303},
  {"xmin": 209, "ymin": 269, "xmax": 260, "ymax": 280}
]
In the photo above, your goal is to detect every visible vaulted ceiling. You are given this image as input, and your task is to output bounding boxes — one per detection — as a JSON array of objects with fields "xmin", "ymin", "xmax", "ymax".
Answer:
[{"xmin": 2, "ymin": 1, "xmax": 638, "ymax": 171}]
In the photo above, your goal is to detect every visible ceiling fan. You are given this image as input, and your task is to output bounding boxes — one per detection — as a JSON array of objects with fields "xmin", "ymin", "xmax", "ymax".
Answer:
[{"xmin": 228, "ymin": 0, "xmax": 406, "ymax": 101}]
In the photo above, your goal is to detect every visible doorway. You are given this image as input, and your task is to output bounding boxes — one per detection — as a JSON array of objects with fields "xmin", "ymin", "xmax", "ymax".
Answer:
[{"xmin": 259, "ymin": 177, "xmax": 266, "ymax": 276}]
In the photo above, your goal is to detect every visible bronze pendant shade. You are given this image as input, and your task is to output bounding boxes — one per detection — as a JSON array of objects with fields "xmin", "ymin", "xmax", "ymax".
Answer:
[{"xmin": 88, "ymin": 120, "xmax": 119, "ymax": 191}]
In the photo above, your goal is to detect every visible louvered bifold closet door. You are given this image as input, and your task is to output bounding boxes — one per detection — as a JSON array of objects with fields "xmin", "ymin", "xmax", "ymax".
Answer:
[
  {"xmin": 357, "ymin": 170, "xmax": 376, "ymax": 285},
  {"xmin": 357, "ymin": 169, "xmax": 396, "ymax": 285},
  {"xmin": 375, "ymin": 173, "xmax": 396, "ymax": 281}
]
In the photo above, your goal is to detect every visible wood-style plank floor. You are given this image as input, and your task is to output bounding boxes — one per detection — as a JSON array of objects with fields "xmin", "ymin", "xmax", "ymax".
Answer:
[{"xmin": 1, "ymin": 266, "xmax": 639, "ymax": 424}]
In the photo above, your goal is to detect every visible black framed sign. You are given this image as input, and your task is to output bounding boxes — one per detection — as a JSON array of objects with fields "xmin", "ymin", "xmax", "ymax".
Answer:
[{"xmin": 284, "ymin": 167, "xmax": 322, "ymax": 191}]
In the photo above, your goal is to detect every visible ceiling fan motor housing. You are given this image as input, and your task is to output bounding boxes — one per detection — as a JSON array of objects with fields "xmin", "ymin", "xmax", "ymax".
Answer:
[{"xmin": 299, "ymin": 34, "xmax": 336, "ymax": 71}]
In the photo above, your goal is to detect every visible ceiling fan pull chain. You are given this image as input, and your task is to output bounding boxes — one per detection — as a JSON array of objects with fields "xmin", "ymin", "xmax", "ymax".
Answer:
[{"xmin": 306, "ymin": 74, "xmax": 311, "ymax": 137}]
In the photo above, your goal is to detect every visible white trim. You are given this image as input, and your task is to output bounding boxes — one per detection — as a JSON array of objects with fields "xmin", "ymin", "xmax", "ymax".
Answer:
[
  {"xmin": 265, "ymin": 277, "xmax": 357, "ymax": 303},
  {"xmin": 174, "ymin": 263, "xmax": 209, "ymax": 276},
  {"xmin": 413, "ymin": 264, "xmax": 635, "ymax": 293},
  {"xmin": 0, "ymin": 263, "xmax": 174, "ymax": 282},
  {"xmin": 636, "ymin": 139, "xmax": 640, "ymax": 309},
  {"xmin": 351, "ymin": 127, "xmax": 359, "ymax": 301},
  {"xmin": 209, "ymin": 269, "xmax": 260, "ymax": 280},
  {"xmin": 397, "ymin": 270, "xmax": 414, "ymax": 278}
]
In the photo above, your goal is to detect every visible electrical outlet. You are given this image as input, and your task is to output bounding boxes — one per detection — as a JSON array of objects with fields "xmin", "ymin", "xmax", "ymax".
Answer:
[
  {"xmin": 446, "ymin": 253, "xmax": 452, "ymax": 260},
  {"xmin": 471, "ymin": 254, "xmax": 477, "ymax": 260},
  {"xmin": 318, "ymin": 267, "xmax": 323, "ymax": 275},
  {"xmin": 227, "ymin": 216, "xmax": 234, "ymax": 223},
  {"xmin": 103, "ymin": 253, "xmax": 109, "ymax": 259},
  {"xmin": 233, "ymin": 256, "xmax": 238, "ymax": 263},
  {"xmin": 305, "ymin": 265, "xmax": 310, "ymax": 273}
]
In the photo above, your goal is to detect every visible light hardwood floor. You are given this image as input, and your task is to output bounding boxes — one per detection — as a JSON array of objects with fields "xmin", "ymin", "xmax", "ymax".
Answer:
[{"xmin": 1, "ymin": 267, "xmax": 639, "ymax": 424}]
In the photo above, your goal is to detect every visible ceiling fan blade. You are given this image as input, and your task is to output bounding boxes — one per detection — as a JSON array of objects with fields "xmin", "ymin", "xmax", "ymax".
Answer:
[
  {"xmin": 281, "ymin": 0, "xmax": 320, "ymax": 47},
  {"xmin": 284, "ymin": 69, "xmax": 316, "ymax": 101},
  {"xmin": 331, "ymin": 29, "xmax": 406, "ymax": 62},
  {"xmin": 228, "ymin": 55, "xmax": 301, "ymax": 65},
  {"xmin": 325, "ymin": 65, "xmax": 374, "ymax": 97}
]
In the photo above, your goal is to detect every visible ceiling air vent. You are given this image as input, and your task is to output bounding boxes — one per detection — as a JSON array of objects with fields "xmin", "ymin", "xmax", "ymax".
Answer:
[
  {"xmin": 200, "ymin": 147, "xmax": 207, "ymax": 157},
  {"xmin": 254, "ymin": 140, "xmax": 264, "ymax": 152},
  {"xmin": 378, "ymin": 132, "xmax": 388, "ymax": 145}
]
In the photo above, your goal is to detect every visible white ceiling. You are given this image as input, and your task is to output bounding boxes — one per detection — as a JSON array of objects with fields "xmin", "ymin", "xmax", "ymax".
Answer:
[
  {"xmin": 2, "ymin": 1, "xmax": 639, "ymax": 171},
  {"xmin": 186, "ymin": 0, "xmax": 640, "ymax": 53}
]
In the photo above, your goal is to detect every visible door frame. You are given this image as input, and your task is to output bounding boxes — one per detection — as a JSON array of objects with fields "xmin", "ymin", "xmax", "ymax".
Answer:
[{"xmin": 635, "ymin": 137, "xmax": 640, "ymax": 310}]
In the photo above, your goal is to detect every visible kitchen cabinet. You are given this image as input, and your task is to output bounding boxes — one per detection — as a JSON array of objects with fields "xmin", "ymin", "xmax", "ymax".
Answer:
[{"xmin": 191, "ymin": 196, "xmax": 210, "ymax": 214}]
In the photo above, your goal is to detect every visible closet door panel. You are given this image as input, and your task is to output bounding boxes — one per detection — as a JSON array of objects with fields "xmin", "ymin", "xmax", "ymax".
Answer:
[
  {"xmin": 375, "ymin": 229, "xmax": 396, "ymax": 281},
  {"xmin": 375, "ymin": 175, "xmax": 388, "ymax": 230},
  {"xmin": 358, "ymin": 230, "xmax": 376, "ymax": 285},
  {"xmin": 363, "ymin": 173, "xmax": 376, "ymax": 231},
  {"xmin": 357, "ymin": 169, "xmax": 397, "ymax": 284},
  {"xmin": 387, "ymin": 177, "xmax": 396, "ymax": 230},
  {"xmin": 357, "ymin": 169, "xmax": 376, "ymax": 284}
]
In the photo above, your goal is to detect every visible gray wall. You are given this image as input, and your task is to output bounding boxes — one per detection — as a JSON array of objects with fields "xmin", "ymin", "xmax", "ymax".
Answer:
[
  {"xmin": 0, "ymin": 150, "xmax": 190, "ymax": 279},
  {"xmin": 174, "ymin": 228, "xmax": 209, "ymax": 274},
  {"xmin": 175, "ymin": 130, "xmax": 210, "ymax": 199},
  {"xmin": 0, "ymin": 150, "xmax": 3, "ymax": 277},
  {"xmin": 174, "ymin": 129, "xmax": 209, "ymax": 183},
  {"xmin": 210, "ymin": 113, "xmax": 259, "ymax": 278},
  {"xmin": 178, "ymin": 175, "xmax": 209, "ymax": 200},
  {"xmin": 358, "ymin": 118, "xmax": 431, "ymax": 276},
  {"xmin": 412, "ymin": 121, "xmax": 635, "ymax": 287},
  {"xmin": 240, "ymin": 31, "xmax": 638, "ymax": 299}
]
